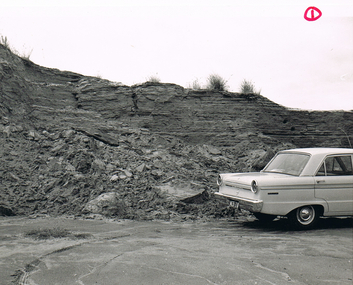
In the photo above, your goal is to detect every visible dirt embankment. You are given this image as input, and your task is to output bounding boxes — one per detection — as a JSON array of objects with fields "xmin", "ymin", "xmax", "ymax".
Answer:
[{"xmin": 0, "ymin": 43, "xmax": 352, "ymax": 220}]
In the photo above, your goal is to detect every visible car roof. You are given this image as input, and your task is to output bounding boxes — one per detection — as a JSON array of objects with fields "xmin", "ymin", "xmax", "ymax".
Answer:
[{"xmin": 280, "ymin": 148, "xmax": 353, "ymax": 156}]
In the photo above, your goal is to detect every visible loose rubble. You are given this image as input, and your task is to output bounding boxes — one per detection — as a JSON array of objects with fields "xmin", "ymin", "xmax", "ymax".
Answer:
[{"xmin": 0, "ymin": 120, "xmax": 293, "ymax": 220}]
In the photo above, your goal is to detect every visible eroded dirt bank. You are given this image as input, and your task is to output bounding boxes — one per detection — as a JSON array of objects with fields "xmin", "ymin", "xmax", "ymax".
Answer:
[
  {"xmin": 1, "ymin": 216, "xmax": 352, "ymax": 285},
  {"xmin": 1, "ymin": 42, "xmax": 353, "ymax": 220}
]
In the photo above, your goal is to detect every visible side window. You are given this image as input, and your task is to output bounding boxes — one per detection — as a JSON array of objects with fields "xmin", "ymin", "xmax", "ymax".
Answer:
[
  {"xmin": 339, "ymin": 156, "xmax": 353, "ymax": 174},
  {"xmin": 316, "ymin": 155, "xmax": 353, "ymax": 176},
  {"xmin": 316, "ymin": 163, "xmax": 325, "ymax": 176}
]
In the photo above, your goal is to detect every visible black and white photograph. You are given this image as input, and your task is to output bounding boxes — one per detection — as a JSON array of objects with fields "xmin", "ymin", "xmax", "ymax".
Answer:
[{"xmin": 0, "ymin": 1, "xmax": 352, "ymax": 284}]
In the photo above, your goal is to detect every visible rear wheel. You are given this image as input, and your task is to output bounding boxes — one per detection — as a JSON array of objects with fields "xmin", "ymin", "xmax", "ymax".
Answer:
[
  {"xmin": 253, "ymin": 213, "xmax": 277, "ymax": 223},
  {"xmin": 288, "ymin": 205, "xmax": 319, "ymax": 230}
]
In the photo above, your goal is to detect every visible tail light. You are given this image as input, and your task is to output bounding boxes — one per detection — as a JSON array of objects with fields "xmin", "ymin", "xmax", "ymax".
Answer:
[
  {"xmin": 217, "ymin": 175, "xmax": 223, "ymax": 186},
  {"xmin": 251, "ymin": 180, "xmax": 259, "ymax": 193}
]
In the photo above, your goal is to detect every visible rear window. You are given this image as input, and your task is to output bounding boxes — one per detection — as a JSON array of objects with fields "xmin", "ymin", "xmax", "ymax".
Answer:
[{"xmin": 263, "ymin": 153, "xmax": 310, "ymax": 176}]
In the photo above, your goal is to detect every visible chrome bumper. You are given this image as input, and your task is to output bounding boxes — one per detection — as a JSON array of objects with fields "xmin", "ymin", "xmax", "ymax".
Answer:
[{"xmin": 215, "ymin": 192, "xmax": 263, "ymax": 212}]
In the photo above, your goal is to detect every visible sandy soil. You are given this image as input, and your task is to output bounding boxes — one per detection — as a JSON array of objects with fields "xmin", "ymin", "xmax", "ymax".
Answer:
[{"xmin": 1, "ymin": 216, "xmax": 352, "ymax": 285}]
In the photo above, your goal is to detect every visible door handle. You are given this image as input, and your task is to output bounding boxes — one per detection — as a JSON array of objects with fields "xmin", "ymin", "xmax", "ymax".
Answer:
[{"xmin": 316, "ymin": 180, "xmax": 325, "ymax": 184}]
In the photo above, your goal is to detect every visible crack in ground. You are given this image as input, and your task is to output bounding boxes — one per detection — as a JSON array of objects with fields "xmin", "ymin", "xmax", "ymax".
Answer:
[
  {"xmin": 12, "ymin": 242, "xmax": 88, "ymax": 285},
  {"xmin": 253, "ymin": 261, "xmax": 294, "ymax": 283},
  {"xmin": 11, "ymin": 233, "xmax": 131, "ymax": 285},
  {"xmin": 140, "ymin": 266, "xmax": 219, "ymax": 285},
  {"xmin": 76, "ymin": 253, "xmax": 125, "ymax": 285}
]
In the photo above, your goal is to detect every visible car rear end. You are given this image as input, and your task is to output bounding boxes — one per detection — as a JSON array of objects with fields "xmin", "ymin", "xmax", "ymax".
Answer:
[{"xmin": 215, "ymin": 173, "xmax": 263, "ymax": 212}]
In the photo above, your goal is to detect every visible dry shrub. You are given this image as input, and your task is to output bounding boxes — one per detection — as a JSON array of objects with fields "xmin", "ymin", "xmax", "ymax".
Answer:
[
  {"xmin": 145, "ymin": 75, "xmax": 161, "ymax": 83},
  {"xmin": 207, "ymin": 74, "xmax": 227, "ymax": 91},
  {"xmin": 240, "ymin": 79, "xmax": 260, "ymax": 95}
]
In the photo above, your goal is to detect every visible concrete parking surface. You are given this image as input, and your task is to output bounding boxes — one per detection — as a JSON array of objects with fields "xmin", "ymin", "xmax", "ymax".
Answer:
[{"xmin": 1, "ymin": 216, "xmax": 352, "ymax": 285}]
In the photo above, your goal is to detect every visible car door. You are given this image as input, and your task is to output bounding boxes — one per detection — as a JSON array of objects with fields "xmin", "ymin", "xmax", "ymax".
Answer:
[{"xmin": 314, "ymin": 154, "xmax": 353, "ymax": 215}]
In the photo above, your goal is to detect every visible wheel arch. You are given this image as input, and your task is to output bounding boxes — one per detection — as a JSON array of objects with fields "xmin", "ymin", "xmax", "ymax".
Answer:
[
  {"xmin": 287, "ymin": 204, "xmax": 325, "ymax": 230},
  {"xmin": 286, "ymin": 204, "xmax": 324, "ymax": 217}
]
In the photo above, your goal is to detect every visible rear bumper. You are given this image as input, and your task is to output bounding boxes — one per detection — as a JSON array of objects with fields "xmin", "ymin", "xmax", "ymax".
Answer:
[{"xmin": 215, "ymin": 192, "xmax": 263, "ymax": 212}]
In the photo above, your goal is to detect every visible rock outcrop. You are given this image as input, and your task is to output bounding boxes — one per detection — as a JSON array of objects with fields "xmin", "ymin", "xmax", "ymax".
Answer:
[
  {"xmin": 1, "ymin": 43, "xmax": 352, "ymax": 150},
  {"xmin": 0, "ymin": 43, "xmax": 352, "ymax": 220}
]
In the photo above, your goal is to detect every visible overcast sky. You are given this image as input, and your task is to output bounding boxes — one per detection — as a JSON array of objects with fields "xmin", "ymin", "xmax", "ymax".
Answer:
[{"xmin": 1, "ymin": 0, "xmax": 352, "ymax": 110}]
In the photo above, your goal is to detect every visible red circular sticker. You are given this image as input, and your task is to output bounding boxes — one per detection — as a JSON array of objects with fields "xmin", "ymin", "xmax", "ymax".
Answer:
[{"xmin": 304, "ymin": 7, "xmax": 322, "ymax": 21}]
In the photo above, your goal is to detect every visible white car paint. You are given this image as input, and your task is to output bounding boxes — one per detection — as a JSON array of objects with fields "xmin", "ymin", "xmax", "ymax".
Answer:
[{"xmin": 215, "ymin": 148, "xmax": 353, "ymax": 228}]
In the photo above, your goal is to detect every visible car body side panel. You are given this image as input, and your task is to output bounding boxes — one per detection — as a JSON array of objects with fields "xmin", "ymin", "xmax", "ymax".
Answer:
[
  {"xmin": 258, "ymin": 177, "xmax": 326, "ymax": 215},
  {"xmin": 315, "ymin": 176, "xmax": 353, "ymax": 215},
  {"xmin": 260, "ymin": 195, "xmax": 328, "ymax": 216}
]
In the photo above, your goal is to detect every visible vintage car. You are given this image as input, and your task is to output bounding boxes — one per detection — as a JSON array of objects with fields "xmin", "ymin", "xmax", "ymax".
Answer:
[{"xmin": 215, "ymin": 148, "xmax": 353, "ymax": 229}]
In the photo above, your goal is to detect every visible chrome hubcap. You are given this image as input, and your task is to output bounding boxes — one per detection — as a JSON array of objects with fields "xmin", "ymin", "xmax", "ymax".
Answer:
[{"xmin": 297, "ymin": 206, "xmax": 315, "ymax": 225}]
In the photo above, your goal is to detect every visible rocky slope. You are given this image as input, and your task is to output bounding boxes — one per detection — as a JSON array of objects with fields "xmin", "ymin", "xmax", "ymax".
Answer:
[{"xmin": 0, "ymin": 43, "xmax": 352, "ymax": 220}]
